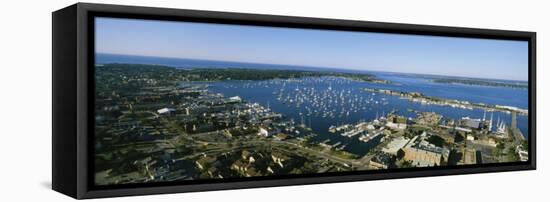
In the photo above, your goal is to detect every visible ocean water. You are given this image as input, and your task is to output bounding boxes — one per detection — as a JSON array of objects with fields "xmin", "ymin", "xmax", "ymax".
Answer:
[
  {"xmin": 205, "ymin": 77, "xmax": 528, "ymax": 155},
  {"xmin": 97, "ymin": 53, "xmax": 529, "ymax": 155}
]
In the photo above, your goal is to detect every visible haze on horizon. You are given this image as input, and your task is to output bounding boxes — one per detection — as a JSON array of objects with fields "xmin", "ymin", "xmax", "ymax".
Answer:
[{"xmin": 95, "ymin": 17, "xmax": 529, "ymax": 81}]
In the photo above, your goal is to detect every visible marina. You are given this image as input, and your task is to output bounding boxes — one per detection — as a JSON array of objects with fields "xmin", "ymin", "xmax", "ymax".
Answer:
[{"xmin": 205, "ymin": 73, "xmax": 528, "ymax": 156}]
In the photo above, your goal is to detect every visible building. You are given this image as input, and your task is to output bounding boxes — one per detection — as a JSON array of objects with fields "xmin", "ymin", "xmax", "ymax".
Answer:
[
  {"xmin": 271, "ymin": 151, "xmax": 290, "ymax": 168},
  {"xmin": 231, "ymin": 160, "xmax": 248, "ymax": 173},
  {"xmin": 157, "ymin": 107, "xmax": 175, "ymax": 115},
  {"xmin": 226, "ymin": 96, "xmax": 242, "ymax": 104},
  {"xmin": 516, "ymin": 146, "xmax": 529, "ymax": 162},
  {"xmin": 368, "ymin": 160, "xmax": 388, "ymax": 169},
  {"xmin": 460, "ymin": 148, "xmax": 477, "ymax": 165},
  {"xmin": 382, "ymin": 136, "xmax": 410, "ymax": 155},
  {"xmin": 400, "ymin": 134, "xmax": 450, "ymax": 167},
  {"xmin": 455, "ymin": 126, "xmax": 472, "ymax": 133},
  {"xmin": 257, "ymin": 127, "xmax": 269, "ymax": 137},
  {"xmin": 401, "ymin": 147, "xmax": 442, "ymax": 167},
  {"xmin": 415, "ymin": 112, "xmax": 442, "ymax": 126},
  {"xmin": 461, "ymin": 117, "xmax": 482, "ymax": 129},
  {"xmin": 385, "ymin": 122, "xmax": 407, "ymax": 130},
  {"xmin": 241, "ymin": 150, "xmax": 256, "ymax": 163}
]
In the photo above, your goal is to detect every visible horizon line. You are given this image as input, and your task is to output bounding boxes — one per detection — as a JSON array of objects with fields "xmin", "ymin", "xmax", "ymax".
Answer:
[{"xmin": 96, "ymin": 52, "xmax": 529, "ymax": 82}]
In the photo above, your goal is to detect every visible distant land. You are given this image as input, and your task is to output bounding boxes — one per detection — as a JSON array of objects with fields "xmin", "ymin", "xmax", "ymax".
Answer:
[
  {"xmin": 96, "ymin": 53, "xmax": 528, "ymax": 84},
  {"xmin": 96, "ymin": 63, "xmax": 387, "ymax": 83},
  {"xmin": 432, "ymin": 78, "xmax": 528, "ymax": 89},
  {"xmin": 96, "ymin": 53, "xmax": 363, "ymax": 74}
]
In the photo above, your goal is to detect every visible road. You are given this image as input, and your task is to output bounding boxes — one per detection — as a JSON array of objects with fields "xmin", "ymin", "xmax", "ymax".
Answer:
[{"xmin": 185, "ymin": 130, "xmax": 378, "ymax": 168}]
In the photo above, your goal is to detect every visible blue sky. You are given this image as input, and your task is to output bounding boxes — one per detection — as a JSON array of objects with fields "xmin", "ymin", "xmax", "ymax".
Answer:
[{"xmin": 96, "ymin": 17, "xmax": 528, "ymax": 81}]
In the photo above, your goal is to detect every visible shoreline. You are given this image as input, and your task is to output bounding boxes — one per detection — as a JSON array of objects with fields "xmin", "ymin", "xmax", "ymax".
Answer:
[{"xmin": 363, "ymin": 87, "xmax": 528, "ymax": 116}]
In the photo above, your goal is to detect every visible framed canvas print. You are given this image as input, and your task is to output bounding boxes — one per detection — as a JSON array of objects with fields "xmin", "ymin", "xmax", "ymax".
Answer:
[{"xmin": 52, "ymin": 3, "xmax": 536, "ymax": 199}]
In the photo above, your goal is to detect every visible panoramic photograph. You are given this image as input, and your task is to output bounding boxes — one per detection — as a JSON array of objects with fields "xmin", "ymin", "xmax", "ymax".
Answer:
[{"xmin": 93, "ymin": 17, "xmax": 529, "ymax": 186}]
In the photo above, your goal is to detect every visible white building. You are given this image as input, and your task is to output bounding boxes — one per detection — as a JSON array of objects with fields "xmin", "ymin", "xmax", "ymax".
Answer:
[
  {"xmin": 157, "ymin": 107, "xmax": 175, "ymax": 115},
  {"xmin": 386, "ymin": 122, "xmax": 407, "ymax": 130},
  {"xmin": 257, "ymin": 127, "xmax": 269, "ymax": 137}
]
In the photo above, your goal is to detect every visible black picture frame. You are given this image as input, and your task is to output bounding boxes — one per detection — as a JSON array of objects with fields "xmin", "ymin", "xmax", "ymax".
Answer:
[{"xmin": 52, "ymin": 3, "xmax": 536, "ymax": 199}]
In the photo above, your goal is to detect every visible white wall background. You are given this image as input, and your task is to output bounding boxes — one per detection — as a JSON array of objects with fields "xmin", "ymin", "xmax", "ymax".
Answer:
[{"xmin": 0, "ymin": 0, "xmax": 546, "ymax": 201}]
